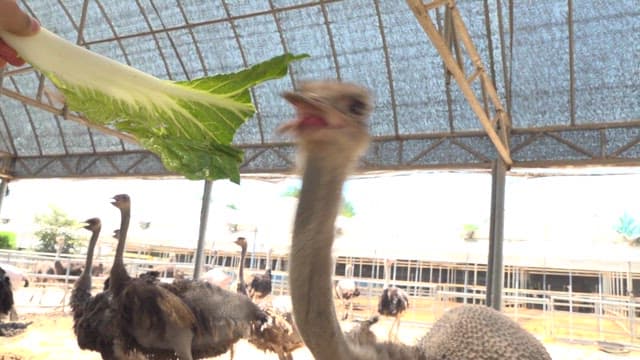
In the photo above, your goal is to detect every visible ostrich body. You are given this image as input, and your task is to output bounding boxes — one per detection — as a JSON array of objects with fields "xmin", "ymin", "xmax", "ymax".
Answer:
[
  {"xmin": 0, "ymin": 266, "xmax": 14, "ymax": 317},
  {"xmin": 420, "ymin": 305, "xmax": 551, "ymax": 359},
  {"xmin": 54, "ymin": 259, "xmax": 83, "ymax": 277},
  {"xmin": 200, "ymin": 267, "xmax": 232, "ymax": 289},
  {"xmin": 335, "ymin": 264, "xmax": 360, "ymax": 321},
  {"xmin": 335, "ymin": 279, "xmax": 360, "ymax": 320},
  {"xmin": 233, "ymin": 236, "xmax": 304, "ymax": 360},
  {"xmin": 378, "ymin": 259, "xmax": 409, "ymax": 341},
  {"xmin": 282, "ymin": 80, "xmax": 551, "ymax": 360},
  {"xmin": 0, "ymin": 263, "xmax": 30, "ymax": 290},
  {"xmin": 0, "ymin": 262, "xmax": 30, "ymax": 320},
  {"xmin": 109, "ymin": 194, "xmax": 197, "ymax": 360},
  {"xmin": 111, "ymin": 195, "xmax": 268, "ymax": 360},
  {"xmin": 248, "ymin": 268, "xmax": 272, "ymax": 301}
]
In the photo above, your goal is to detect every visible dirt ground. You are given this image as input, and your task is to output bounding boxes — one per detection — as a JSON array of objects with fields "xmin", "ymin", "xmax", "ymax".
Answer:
[{"xmin": 1, "ymin": 287, "xmax": 638, "ymax": 359}]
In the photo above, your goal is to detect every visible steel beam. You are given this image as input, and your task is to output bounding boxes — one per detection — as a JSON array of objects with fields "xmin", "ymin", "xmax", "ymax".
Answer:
[
  {"xmin": 406, "ymin": 0, "xmax": 513, "ymax": 166},
  {"xmin": 193, "ymin": 180, "xmax": 213, "ymax": 280},
  {"xmin": 486, "ymin": 159, "xmax": 506, "ymax": 310}
]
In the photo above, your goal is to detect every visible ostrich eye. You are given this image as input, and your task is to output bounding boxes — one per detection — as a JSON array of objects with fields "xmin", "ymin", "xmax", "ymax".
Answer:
[{"xmin": 348, "ymin": 98, "xmax": 367, "ymax": 116}]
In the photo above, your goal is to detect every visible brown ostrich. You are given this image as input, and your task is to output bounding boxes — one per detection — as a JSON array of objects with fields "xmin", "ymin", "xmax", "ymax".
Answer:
[
  {"xmin": 72, "ymin": 217, "xmax": 142, "ymax": 359},
  {"xmin": 281, "ymin": 80, "xmax": 551, "ymax": 359},
  {"xmin": 109, "ymin": 194, "xmax": 197, "ymax": 359},
  {"xmin": 232, "ymin": 235, "xmax": 304, "ymax": 360},
  {"xmin": 111, "ymin": 194, "xmax": 269, "ymax": 360}
]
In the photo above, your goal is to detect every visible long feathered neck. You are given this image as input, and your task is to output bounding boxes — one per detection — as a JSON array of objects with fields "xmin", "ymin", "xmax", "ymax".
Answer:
[
  {"xmin": 384, "ymin": 262, "xmax": 390, "ymax": 289},
  {"xmin": 71, "ymin": 225, "xmax": 100, "ymax": 316},
  {"xmin": 238, "ymin": 243, "xmax": 247, "ymax": 294},
  {"xmin": 110, "ymin": 206, "xmax": 131, "ymax": 296},
  {"xmin": 290, "ymin": 150, "xmax": 357, "ymax": 360},
  {"xmin": 75, "ymin": 226, "xmax": 100, "ymax": 292}
]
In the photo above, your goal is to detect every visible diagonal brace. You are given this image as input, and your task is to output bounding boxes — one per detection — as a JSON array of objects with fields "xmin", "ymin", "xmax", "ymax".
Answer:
[{"xmin": 407, "ymin": 0, "xmax": 512, "ymax": 166}]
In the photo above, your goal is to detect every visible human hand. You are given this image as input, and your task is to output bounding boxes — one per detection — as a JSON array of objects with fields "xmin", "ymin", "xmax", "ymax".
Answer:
[{"xmin": 0, "ymin": 0, "xmax": 40, "ymax": 68}]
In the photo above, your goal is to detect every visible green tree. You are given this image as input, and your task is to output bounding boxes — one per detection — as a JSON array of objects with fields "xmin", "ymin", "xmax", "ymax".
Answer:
[
  {"xmin": 0, "ymin": 231, "xmax": 16, "ymax": 249},
  {"xmin": 615, "ymin": 212, "xmax": 640, "ymax": 246},
  {"xmin": 34, "ymin": 206, "xmax": 82, "ymax": 254}
]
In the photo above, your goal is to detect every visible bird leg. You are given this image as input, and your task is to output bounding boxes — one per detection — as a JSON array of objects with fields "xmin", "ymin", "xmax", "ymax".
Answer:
[
  {"xmin": 347, "ymin": 299, "xmax": 354, "ymax": 320},
  {"xmin": 388, "ymin": 314, "xmax": 402, "ymax": 342}
]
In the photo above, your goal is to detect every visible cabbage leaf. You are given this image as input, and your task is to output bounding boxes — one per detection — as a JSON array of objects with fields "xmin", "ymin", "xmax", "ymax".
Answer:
[{"xmin": 1, "ymin": 28, "xmax": 307, "ymax": 183}]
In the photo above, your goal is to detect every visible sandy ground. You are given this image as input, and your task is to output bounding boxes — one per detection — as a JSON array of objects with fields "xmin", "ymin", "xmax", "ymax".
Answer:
[{"xmin": 1, "ymin": 286, "xmax": 638, "ymax": 359}]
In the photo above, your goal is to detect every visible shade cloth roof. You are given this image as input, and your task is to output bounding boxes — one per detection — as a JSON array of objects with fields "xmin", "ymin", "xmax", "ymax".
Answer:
[{"xmin": 0, "ymin": 0, "xmax": 638, "ymax": 179}]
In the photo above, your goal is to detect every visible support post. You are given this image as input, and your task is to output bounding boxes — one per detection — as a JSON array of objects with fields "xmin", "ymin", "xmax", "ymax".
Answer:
[
  {"xmin": 486, "ymin": 159, "xmax": 506, "ymax": 310},
  {"xmin": 0, "ymin": 179, "xmax": 7, "ymax": 215},
  {"xmin": 193, "ymin": 180, "xmax": 213, "ymax": 280}
]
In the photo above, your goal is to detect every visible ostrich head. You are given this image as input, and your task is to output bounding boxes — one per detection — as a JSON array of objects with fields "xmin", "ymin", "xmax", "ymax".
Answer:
[
  {"xmin": 234, "ymin": 237, "xmax": 247, "ymax": 250},
  {"xmin": 111, "ymin": 194, "xmax": 130, "ymax": 209},
  {"xmin": 82, "ymin": 217, "xmax": 101, "ymax": 232},
  {"xmin": 279, "ymin": 80, "xmax": 373, "ymax": 161}
]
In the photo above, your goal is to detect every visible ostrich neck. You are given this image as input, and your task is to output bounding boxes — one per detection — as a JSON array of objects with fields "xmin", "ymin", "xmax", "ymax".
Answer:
[
  {"xmin": 384, "ymin": 263, "xmax": 390, "ymax": 288},
  {"xmin": 111, "ymin": 207, "xmax": 131, "ymax": 295},
  {"xmin": 76, "ymin": 227, "xmax": 100, "ymax": 291},
  {"xmin": 290, "ymin": 151, "xmax": 356, "ymax": 360},
  {"xmin": 239, "ymin": 245, "xmax": 247, "ymax": 286}
]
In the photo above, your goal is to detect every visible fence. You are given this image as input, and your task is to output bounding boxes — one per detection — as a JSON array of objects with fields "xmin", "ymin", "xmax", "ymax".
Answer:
[{"xmin": 1, "ymin": 249, "xmax": 639, "ymax": 348}]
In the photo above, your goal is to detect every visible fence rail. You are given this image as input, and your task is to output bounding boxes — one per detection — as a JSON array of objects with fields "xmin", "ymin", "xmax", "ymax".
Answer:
[{"xmin": 2, "ymin": 249, "xmax": 639, "ymax": 348}]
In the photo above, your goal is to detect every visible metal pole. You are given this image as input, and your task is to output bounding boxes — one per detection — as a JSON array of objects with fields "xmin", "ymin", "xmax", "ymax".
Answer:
[
  {"xmin": 486, "ymin": 159, "xmax": 506, "ymax": 310},
  {"xmin": 0, "ymin": 179, "xmax": 7, "ymax": 215},
  {"xmin": 193, "ymin": 180, "xmax": 213, "ymax": 280}
]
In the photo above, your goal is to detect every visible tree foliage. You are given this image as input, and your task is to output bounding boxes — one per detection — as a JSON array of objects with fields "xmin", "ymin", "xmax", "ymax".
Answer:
[
  {"xmin": 0, "ymin": 231, "xmax": 16, "ymax": 249},
  {"xmin": 34, "ymin": 206, "xmax": 83, "ymax": 254},
  {"xmin": 615, "ymin": 212, "xmax": 640, "ymax": 246}
]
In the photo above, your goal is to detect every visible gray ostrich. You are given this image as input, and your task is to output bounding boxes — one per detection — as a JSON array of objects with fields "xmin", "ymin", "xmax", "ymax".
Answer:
[
  {"xmin": 281, "ymin": 80, "xmax": 551, "ymax": 360},
  {"xmin": 110, "ymin": 194, "xmax": 269, "ymax": 360}
]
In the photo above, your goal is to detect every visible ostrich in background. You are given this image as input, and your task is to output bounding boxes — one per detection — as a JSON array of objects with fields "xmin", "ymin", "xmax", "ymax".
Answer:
[
  {"xmin": 334, "ymin": 263, "xmax": 360, "ymax": 320},
  {"xmin": 234, "ymin": 237, "xmax": 249, "ymax": 296},
  {"xmin": 112, "ymin": 194, "xmax": 270, "ymax": 360},
  {"xmin": 0, "ymin": 266, "xmax": 14, "ymax": 317},
  {"xmin": 378, "ymin": 258, "xmax": 409, "ymax": 341},
  {"xmin": 234, "ymin": 234, "xmax": 304, "ymax": 360},
  {"xmin": 109, "ymin": 194, "xmax": 197, "ymax": 359},
  {"xmin": 248, "ymin": 266, "xmax": 272, "ymax": 301},
  {"xmin": 281, "ymin": 80, "xmax": 551, "ymax": 359},
  {"xmin": 0, "ymin": 262, "xmax": 31, "ymax": 320},
  {"xmin": 71, "ymin": 218, "xmax": 101, "ymax": 326}
]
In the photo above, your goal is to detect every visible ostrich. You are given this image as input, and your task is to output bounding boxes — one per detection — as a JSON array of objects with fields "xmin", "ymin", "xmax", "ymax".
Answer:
[
  {"xmin": 378, "ymin": 259, "xmax": 409, "ymax": 341},
  {"xmin": 0, "ymin": 266, "xmax": 14, "ymax": 317},
  {"xmin": 235, "ymin": 235, "xmax": 304, "ymax": 360},
  {"xmin": 0, "ymin": 262, "xmax": 30, "ymax": 320},
  {"xmin": 234, "ymin": 237, "xmax": 249, "ymax": 296},
  {"xmin": 54, "ymin": 259, "xmax": 83, "ymax": 278},
  {"xmin": 280, "ymin": 80, "xmax": 551, "ymax": 359},
  {"xmin": 248, "ymin": 268, "xmax": 272, "ymax": 301},
  {"xmin": 335, "ymin": 264, "xmax": 361, "ymax": 321},
  {"xmin": 109, "ymin": 194, "xmax": 197, "ymax": 359},
  {"xmin": 111, "ymin": 194, "xmax": 269, "ymax": 360}
]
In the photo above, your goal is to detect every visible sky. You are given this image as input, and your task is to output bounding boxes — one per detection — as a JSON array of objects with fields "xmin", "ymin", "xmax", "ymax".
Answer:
[{"xmin": 1, "ymin": 168, "xmax": 640, "ymax": 265}]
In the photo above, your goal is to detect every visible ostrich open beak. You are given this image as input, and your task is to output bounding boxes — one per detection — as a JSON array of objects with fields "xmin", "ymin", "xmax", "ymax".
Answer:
[{"xmin": 278, "ymin": 90, "xmax": 333, "ymax": 134}]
